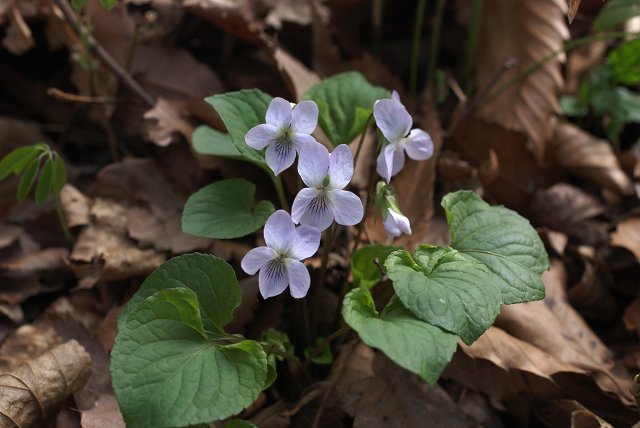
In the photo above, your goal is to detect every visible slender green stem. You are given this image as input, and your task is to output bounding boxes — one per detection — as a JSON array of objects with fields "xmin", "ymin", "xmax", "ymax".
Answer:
[
  {"xmin": 54, "ymin": 195, "xmax": 73, "ymax": 244},
  {"xmin": 462, "ymin": 0, "xmax": 482, "ymax": 93},
  {"xmin": 410, "ymin": 0, "xmax": 428, "ymax": 98},
  {"xmin": 476, "ymin": 31, "xmax": 640, "ymax": 111},
  {"xmin": 272, "ymin": 174, "xmax": 290, "ymax": 210},
  {"xmin": 426, "ymin": 0, "xmax": 447, "ymax": 86},
  {"xmin": 312, "ymin": 224, "xmax": 336, "ymax": 337},
  {"xmin": 301, "ymin": 326, "xmax": 350, "ymax": 370},
  {"xmin": 372, "ymin": 0, "xmax": 385, "ymax": 55},
  {"xmin": 353, "ymin": 114, "xmax": 373, "ymax": 173}
]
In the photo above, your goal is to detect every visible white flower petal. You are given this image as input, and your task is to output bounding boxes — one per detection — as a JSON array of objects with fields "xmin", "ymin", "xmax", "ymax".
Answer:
[
  {"xmin": 265, "ymin": 140, "xmax": 297, "ymax": 176},
  {"xmin": 391, "ymin": 90, "xmax": 401, "ymax": 103},
  {"xmin": 245, "ymin": 124, "xmax": 278, "ymax": 150},
  {"xmin": 291, "ymin": 133, "xmax": 319, "ymax": 152},
  {"xmin": 373, "ymin": 98, "xmax": 412, "ymax": 143},
  {"xmin": 328, "ymin": 144, "xmax": 354, "ymax": 190},
  {"xmin": 376, "ymin": 143, "xmax": 406, "ymax": 183},
  {"xmin": 329, "ymin": 189, "xmax": 363, "ymax": 226},
  {"xmin": 298, "ymin": 142, "xmax": 329, "ymax": 187},
  {"xmin": 264, "ymin": 210, "xmax": 295, "ymax": 253},
  {"xmin": 292, "ymin": 188, "xmax": 334, "ymax": 231},
  {"xmin": 259, "ymin": 259, "xmax": 289, "ymax": 299},
  {"xmin": 402, "ymin": 129, "xmax": 434, "ymax": 161},
  {"xmin": 241, "ymin": 246, "xmax": 277, "ymax": 275},
  {"xmin": 384, "ymin": 209, "xmax": 411, "ymax": 238},
  {"xmin": 265, "ymin": 97, "xmax": 292, "ymax": 128},
  {"xmin": 291, "ymin": 100, "xmax": 319, "ymax": 134},
  {"xmin": 292, "ymin": 188, "xmax": 320, "ymax": 223},
  {"xmin": 286, "ymin": 259, "xmax": 311, "ymax": 298},
  {"xmin": 289, "ymin": 225, "xmax": 321, "ymax": 260}
]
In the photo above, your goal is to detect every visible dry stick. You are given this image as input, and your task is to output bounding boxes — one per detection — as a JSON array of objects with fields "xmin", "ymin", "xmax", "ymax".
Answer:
[
  {"xmin": 47, "ymin": 87, "xmax": 118, "ymax": 104},
  {"xmin": 52, "ymin": 0, "xmax": 156, "ymax": 108},
  {"xmin": 444, "ymin": 57, "xmax": 517, "ymax": 137}
]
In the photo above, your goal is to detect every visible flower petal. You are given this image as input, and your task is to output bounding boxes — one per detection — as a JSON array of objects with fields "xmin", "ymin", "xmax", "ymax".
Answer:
[
  {"xmin": 328, "ymin": 144, "xmax": 354, "ymax": 190},
  {"xmin": 286, "ymin": 259, "xmax": 311, "ymax": 298},
  {"xmin": 391, "ymin": 90, "xmax": 401, "ymax": 103},
  {"xmin": 292, "ymin": 133, "xmax": 319, "ymax": 152},
  {"xmin": 264, "ymin": 210, "xmax": 295, "ymax": 253},
  {"xmin": 265, "ymin": 140, "xmax": 297, "ymax": 176},
  {"xmin": 298, "ymin": 142, "xmax": 329, "ymax": 187},
  {"xmin": 384, "ymin": 209, "xmax": 411, "ymax": 238},
  {"xmin": 245, "ymin": 124, "xmax": 278, "ymax": 150},
  {"xmin": 259, "ymin": 259, "xmax": 289, "ymax": 299},
  {"xmin": 241, "ymin": 246, "xmax": 277, "ymax": 275},
  {"xmin": 402, "ymin": 129, "xmax": 434, "ymax": 161},
  {"xmin": 329, "ymin": 189, "xmax": 363, "ymax": 226},
  {"xmin": 291, "ymin": 100, "xmax": 318, "ymax": 134},
  {"xmin": 373, "ymin": 98, "xmax": 412, "ymax": 143},
  {"xmin": 292, "ymin": 188, "xmax": 334, "ymax": 231},
  {"xmin": 376, "ymin": 143, "xmax": 406, "ymax": 183},
  {"xmin": 289, "ymin": 225, "xmax": 321, "ymax": 259},
  {"xmin": 265, "ymin": 97, "xmax": 292, "ymax": 128}
]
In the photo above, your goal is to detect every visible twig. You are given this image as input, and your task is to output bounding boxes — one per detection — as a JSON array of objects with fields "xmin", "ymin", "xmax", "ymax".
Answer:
[
  {"xmin": 373, "ymin": 257, "xmax": 387, "ymax": 281},
  {"xmin": 52, "ymin": 0, "xmax": 156, "ymax": 108},
  {"xmin": 47, "ymin": 87, "xmax": 118, "ymax": 104}
]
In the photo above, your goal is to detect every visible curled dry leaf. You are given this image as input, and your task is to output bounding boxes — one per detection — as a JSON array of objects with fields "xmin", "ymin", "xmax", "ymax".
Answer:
[
  {"xmin": 475, "ymin": 0, "xmax": 569, "ymax": 161},
  {"xmin": 2, "ymin": 3, "xmax": 34, "ymax": 56},
  {"xmin": 549, "ymin": 123, "xmax": 634, "ymax": 195},
  {"xmin": 611, "ymin": 218, "xmax": 640, "ymax": 261},
  {"xmin": 59, "ymin": 184, "xmax": 90, "ymax": 229},
  {"xmin": 0, "ymin": 340, "xmax": 91, "ymax": 428},
  {"xmin": 566, "ymin": 0, "xmax": 582, "ymax": 23},
  {"xmin": 143, "ymin": 97, "xmax": 195, "ymax": 147},
  {"xmin": 537, "ymin": 399, "xmax": 615, "ymax": 428}
]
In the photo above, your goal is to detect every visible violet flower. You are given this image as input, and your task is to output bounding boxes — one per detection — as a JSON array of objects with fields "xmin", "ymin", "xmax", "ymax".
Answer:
[
  {"xmin": 374, "ymin": 91, "xmax": 434, "ymax": 182},
  {"xmin": 292, "ymin": 143, "xmax": 364, "ymax": 232},
  {"xmin": 245, "ymin": 97, "xmax": 320, "ymax": 175},
  {"xmin": 384, "ymin": 207, "xmax": 412, "ymax": 239},
  {"xmin": 241, "ymin": 210, "xmax": 320, "ymax": 299}
]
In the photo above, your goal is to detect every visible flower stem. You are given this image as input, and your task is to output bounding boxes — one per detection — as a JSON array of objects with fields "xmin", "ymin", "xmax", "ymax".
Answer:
[
  {"xmin": 54, "ymin": 195, "xmax": 73, "ymax": 244},
  {"xmin": 410, "ymin": 0, "xmax": 428, "ymax": 98},
  {"xmin": 301, "ymin": 326, "xmax": 350, "ymax": 370},
  {"xmin": 426, "ymin": 0, "xmax": 446, "ymax": 87},
  {"xmin": 353, "ymin": 114, "xmax": 373, "ymax": 173},
  {"xmin": 272, "ymin": 174, "xmax": 290, "ymax": 210},
  {"xmin": 312, "ymin": 224, "xmax": 336, "ymax": 337}
]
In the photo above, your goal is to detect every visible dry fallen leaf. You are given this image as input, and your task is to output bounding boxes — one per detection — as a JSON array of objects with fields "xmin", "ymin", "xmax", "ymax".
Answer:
[
  {"xmin": 537, "ymin": 399, "xmax": 615, "ymax": 428},
  {"xmin": 475, "ymin": 0, "xmax": 569, "ymax": 161},
  {"xmin": 60, "ymin": 184, "xmax": 91, "ymax": 229},
  {"xmin": 549, "ymin": 123, "xmax": 634, "ymax": 195},
  {"xmin": 566, "ymin": 0, "xmax": 582, "ymax": 23},
  {"xmin": 272, "ymin": 46, "xmax": 321, "ymax": 102},
  {"xmin": 2, "ymin": 3, "xmax": 34, "ymax": 55},
  {"xmin": 611, "ymin": 218, "xmax": 640, "ymax": 261},
  {"xmin": 143, "ymin": 97, "xmax": 195, "ymax": 147},
  {"xmin": 80, "ymin": 394, "xmax": 125, "ymax": 428},
  {"xmin": 0, "ymin": 340, "xmax": 91, "ymax": 427}
]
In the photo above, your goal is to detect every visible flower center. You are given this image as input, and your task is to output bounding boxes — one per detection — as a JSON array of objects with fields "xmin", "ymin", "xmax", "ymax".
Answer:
[
  {"xmin": 308, "ymin": 190, "xmax": 330, "ymax": 215},
  {"xmin": 265, "ymin": 256, "xmax": 286, "ymax": 280},
  {"xmin": 276, "ymin": 127, "xmax": 293, "ymax": 146}
]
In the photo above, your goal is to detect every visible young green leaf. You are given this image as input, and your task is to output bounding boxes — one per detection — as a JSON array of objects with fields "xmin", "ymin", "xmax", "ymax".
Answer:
[
  {"xmin": 99, "ymin": 0, "xmax": 117, "ymax": 9},
  {"xmin": 111, "ymin": 288, "xmax": 268, "ymax": 428},
  {"xmin": 0, "ymin": 145, "xmax": 40, "ymax": 181},
  {"xmin": 35, "ymin": 158, "xmax": 53, "ymax": 204},
  {"xmin": 342, "ymin": 288, "xmax": 457, "ymax": 385},
  {"xmin": 304, "ymin": 72, "xmax": 390, "ymax": 146},
  {"xmin": 16, "ymin": 157, "xmax": 40, "ymax": 203},
  {"xmin": 385, "ymin": 246, "xmax": 501, "ymax": 345},
  {"xmin": 206, "ymin": 90, "xmax": 272, "ymax": 166},
  {"xmin": 351, "ymin": 244, "xmax": 402, "ymax": 289},
  {"xmin": 192, "ymin": 125, "xmax": 242, "ymax": 158},
  {"xmin": 118, "ymin": 253, "xmax": 241, "ymax": 338},
  {"xmin": 304, "ymin": 337, "xmax": 333, "ymax": 365},
  {"xmin": 51, "ymin": 154, "xmax": 67, "ymax": 194},
  {"xmin": 442, "ymin": 190, "xmax": 549, "ymax": 304},
  {"xmin": 71, "ymin": 0, "xmax": 88, "ymax": 10},
  {"xmin": 182, "ymin": 178, "xmax": 275, "ymax": 240},
  {"xmin": 609, "ymin": 39, "xmax": 640, "ymax": 86},
  {"xmin": 593, "ymin": 0, "xmax": 640, "ymax": 32},
  {"xmin": 225, "ymin": 420, "xmax": 257, "ymax": 428}
]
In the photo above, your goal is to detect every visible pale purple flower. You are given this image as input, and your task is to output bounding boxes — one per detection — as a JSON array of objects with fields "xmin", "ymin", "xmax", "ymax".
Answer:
[
  {"xmin": 374, "ymin": 91, "xmax": 434, "ymax": 182},
  {"xmin": 292, "ymin": 143, "xmax": 364, "ymax": 232},
  {"xmin": 245, "ymin": 97, "xmax": 320, "ymax": 175},
  {"xmin": 241, "ymin": 210, "xmax": 320, "ymax": 299},
  {"xmin": 384, "ymin": 208, "xmax": 411, "ymax": 239}
]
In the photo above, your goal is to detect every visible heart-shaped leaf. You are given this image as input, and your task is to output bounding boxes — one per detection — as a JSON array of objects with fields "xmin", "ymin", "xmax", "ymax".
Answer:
[
  {"xmin": 192, "ymin": 125, "xmax": 242, "ymax": 159},
  {"xmin": 351, "ymin": 244, "xmax": 401, "ymax": 289}
]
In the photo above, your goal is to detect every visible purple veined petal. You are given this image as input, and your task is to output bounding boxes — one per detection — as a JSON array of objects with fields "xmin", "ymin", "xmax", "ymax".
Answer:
[
  {"xmin": 245, "ymin": 124, "xmax": 278, "ymax": 150},
  {"xmin": 291, "ymin": 133, "xmax": 319, "ymax": 153},
  {"xmin": 265, "ymin": 97, "xmax": 292, "ymax": 128},
  {"xmin": 286, "ymin": 259, "xmax": 311, "ymax": 298},
  {"xmin": 329, "ymin": 189, "xmax": 363, "ymax": 226},
  {"xmin": 258, "ymin": 259, "xmax": 290, "ymax": 299},
  {"xmin": 402, "ymin": 129, "xmax": 434, "ymax": 161},
  {"xmin": 241, "ymin": 246, "xmax": 277, "ymax": 275},
  {"xmin": 391, "ymin": 90, "xmax": 401, "ymax": 103},
  {"xmin": 265, "ymin": 140, "xmax": 297, "ymax": 176},
  {"xmin": 328, "ymin": 144, "xmax": 354, "ymax": 190},
  {"xmin": 376, "ymin": 143, "xmax": 406, "ymax": 183},
  {"xmin": 290, "ymin": 100, "xmax": 319, "ymax": 134},
  {"xmin": 289, "ymin": 225, "xmax": 321, "ymax": 260},
  {"xmin": 298, "ymin": 142, "xmax": 329, "ymax": 187},
  {"xmin": 264, "ymin": 210, "xmax": 296, "ymax": 253},
  {"xmin": 384, "ymin": 209, "xmax": 411, "ymax": 238},
  {"xmin": 292, "ymin": 188, "xmax": 334, "ymax": 231},
  {"xmin": 373, "ymin": 98, "xmax": 412, "ymax": 143}
]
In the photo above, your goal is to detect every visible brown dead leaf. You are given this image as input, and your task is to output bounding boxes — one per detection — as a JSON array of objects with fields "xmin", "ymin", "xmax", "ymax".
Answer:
[
  {"xmin": 80, "ymin": 394, "xmax": 125, "ymax": 428},
  {"xmin": 60, "ymin": 184, "xmax": 91, "ymax": 229},
  {"xmin": 272, "ymin": 46, "xmax": 321, "ymax": 102},
  {"xmin": 566, "ymin": 247, "xmax": 617, "ymax": 321},
  {"xmin": 624, "ymin": 296, "xmax": 640, "ymax": 339},
  {"xmin": 0, "ymin": 323, "xmax": 61, "ymax": 373},
  {"xmin": 2, "ymin": 2, "xmax": 34, "ymax": 55},
  {"xmin": 183, "ymin": 0, "xmax": 262, "ymax": 44},
  {"xmin": 0, "ymin": 340, "xmax": 91, "ymax": 428},
  {"xmin": 549, "ymin": 123, "xmax": 634, "ymax": 195},
  {"xmin": 264, "ymin": 0, "xmax": 329, "ymax": 29},
  {"xmin": 537, "ymin": 399, "xmax": 615, "ymax": 428},
  {"xmin": 529, "ymin": 183, "xmax": 604, "ymax": 231},
  {"xmin": 475, "ymin": 0, "xmax": 569, "ymax": 161},
  {"xmin": 611, "ymin": 218, "xmax": 640, "ymax": 261},
  {"xmin": 143, "ymin": 97, "xmax": 195, "ymax": 147},
  {"xmin": 329, "ymin": 341, "xmax": 374, "ymax": 417},
  {"xmin": 567, "ymin": 0, "xmax": 582, "ymax": 23}
]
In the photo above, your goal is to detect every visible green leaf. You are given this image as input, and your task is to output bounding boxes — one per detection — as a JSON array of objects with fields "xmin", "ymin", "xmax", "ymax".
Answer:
[
  {"xmin": 16, "ymin": 157, "xmax": 40, "ymax": 203},
  {"xmin": 35, "ymin": 158, "xmax": 53, "ymax": 204},
  {"xmin": 559, "ymin": 95, "xmax": 588, "ymax": 117},
  {"xmin": 593, "ymin": 0, "xmax": 640, "ymax": 31},
  {"xmin": 0, "ymin": 145, "xmax": 41, "ymax": 181},
  {"xmin": 99, "ymin": 0, "xmax": 116, "ymax": 9},
  {"xmin": 351, "ymin": 244, "xmax": 401, "ymax": 289},
  {"xmin": 51, "ymin": 154, "xmax": 67, "ymax": 194},
  {"xmin": 111, "ymin": 288, "xmax": 268, "ymax": 428},
  {"xmin": 71, "ymin": 0, "xmax": 87, "ymax": 10},
  {"xmin": 304, "ymin": 72, "xmax": 390, "ymax": 146},
  {"xmin": 118, "ymin": 253, "xmax": 241, "ymax": 338},
  {"xmin": 385, "ymin": 246, "xmax": 501, "ymax": 345},
  {"xmin": 610, "ymin": 39, "xmax": 640, "ymax": 86},
  {"xmin": 342, "ymin": 287, "xmax": 457, "ymax": 385},
  {"xmin": 206, "ymin": 90, "xmax": 272, "ymax": 166},
  {"xmin": 442, "ymin": 190, "xmax": 549, "ymax": 304},
  {"xmin": 304, "ymin": 337, "xmax": 333, "ymax": 365},
  {"xmin": 192, "ymin": 125, "xmax": 242, "ymax": 158},
  {"xmin": 182, "ymin": 178, "xmax": 275, "ymax": 240},
  {"xmin": 225, "ymin": 420, "xmax": 257, "ymax": 428}
]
